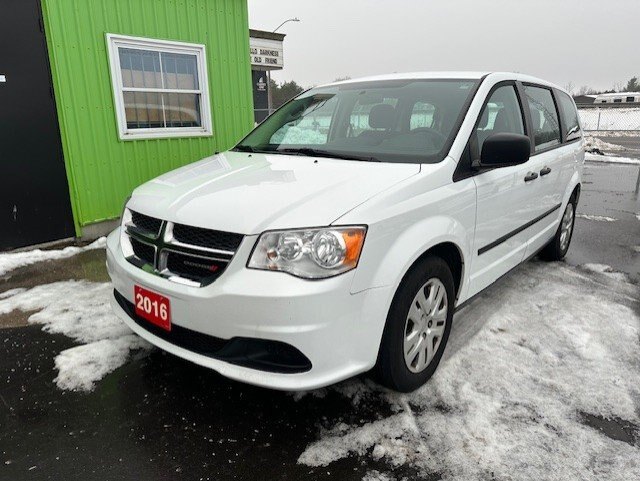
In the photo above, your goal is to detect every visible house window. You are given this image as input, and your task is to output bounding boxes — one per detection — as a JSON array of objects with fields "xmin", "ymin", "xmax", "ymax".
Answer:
[
  {"xmin": 107, "ymin": 34, "xmax": 212, "ymax": 140},
  {"xmin": 627, "ymin": 96, "xmax": 635, "ymax": 102}
]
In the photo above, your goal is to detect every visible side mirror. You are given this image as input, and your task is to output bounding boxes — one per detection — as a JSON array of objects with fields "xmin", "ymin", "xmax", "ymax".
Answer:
[{"xmin": 475, "ymin": 133, "xmax": 531, "ymax": 169}]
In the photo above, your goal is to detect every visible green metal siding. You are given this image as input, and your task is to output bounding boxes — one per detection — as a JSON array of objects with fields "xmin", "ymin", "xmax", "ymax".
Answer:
[{"xmin": 41, "ymin": 0, "xmax": 254, "ymax": 234}]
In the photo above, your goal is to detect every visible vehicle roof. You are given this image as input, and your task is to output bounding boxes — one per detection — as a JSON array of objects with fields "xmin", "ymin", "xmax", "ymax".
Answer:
[{"xmin": 321, "ymin": 71, "xmax": 565, "ymax": 93}]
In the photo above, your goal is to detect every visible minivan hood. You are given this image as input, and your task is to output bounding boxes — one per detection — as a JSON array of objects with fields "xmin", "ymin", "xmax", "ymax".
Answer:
[{"xmin": 128, "ymin": 151, "xmax": 420, "ymax": 234}]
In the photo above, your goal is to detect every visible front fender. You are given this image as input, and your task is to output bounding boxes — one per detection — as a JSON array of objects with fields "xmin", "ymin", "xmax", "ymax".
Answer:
[{"xmin": 350, "ymin": 215, "xmax": 472, "ymax": 300}]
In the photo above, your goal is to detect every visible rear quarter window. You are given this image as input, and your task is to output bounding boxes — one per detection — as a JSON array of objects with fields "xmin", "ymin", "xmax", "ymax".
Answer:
[{"xmin": 556, "ymin": 91, "xmax": 582, "ymax": 142}]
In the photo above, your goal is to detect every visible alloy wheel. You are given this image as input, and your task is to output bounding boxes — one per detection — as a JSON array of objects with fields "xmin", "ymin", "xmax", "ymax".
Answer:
[
  {"xmin": 403, "ymin": 278, "xmax": 448, "ymax": 373},
  {"xmin": 560, "ymin": 202, "xmax": 574, "ymax": 252}
]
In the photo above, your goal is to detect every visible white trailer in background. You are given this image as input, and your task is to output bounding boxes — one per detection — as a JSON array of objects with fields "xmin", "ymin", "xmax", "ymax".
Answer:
[{"xmin": 594, "ymin": 92, "xmax": 640, "ymax": 104}]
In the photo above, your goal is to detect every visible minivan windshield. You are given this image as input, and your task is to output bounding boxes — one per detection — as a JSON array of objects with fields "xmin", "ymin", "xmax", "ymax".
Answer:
[{"xmin": 234, "ymin": 79, "xmax": 479, "ymax": 164}]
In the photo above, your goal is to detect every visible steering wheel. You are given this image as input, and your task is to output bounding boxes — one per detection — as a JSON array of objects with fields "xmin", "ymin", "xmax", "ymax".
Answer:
[{"xmin": 409, "ymin": 127, "xmax": 447, "ymax": 144}]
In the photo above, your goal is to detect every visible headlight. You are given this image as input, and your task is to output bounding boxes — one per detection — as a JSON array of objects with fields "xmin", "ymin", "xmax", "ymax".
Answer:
[{"xmin": 248, "ymin": 226, "xmax": 367, "ymax": 279}]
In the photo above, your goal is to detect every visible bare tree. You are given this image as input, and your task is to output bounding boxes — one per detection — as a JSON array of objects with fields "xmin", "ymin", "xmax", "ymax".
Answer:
[
  {"xmin": 576, "ymin": 85, "xmax": 596, "ymax": 96},
  {"xmin": 563, "ymin": 82, "xmax": 575, "ymax": 95}
]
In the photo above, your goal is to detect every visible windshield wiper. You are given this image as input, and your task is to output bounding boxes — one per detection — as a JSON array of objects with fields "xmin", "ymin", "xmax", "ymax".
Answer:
[
  {"xmin": 231, "ymin": 145, "xmax": 256, "ymax": 152},
  {"xmin": 279, "ymin": 147, "xmax": 381, "ymax": 162}
]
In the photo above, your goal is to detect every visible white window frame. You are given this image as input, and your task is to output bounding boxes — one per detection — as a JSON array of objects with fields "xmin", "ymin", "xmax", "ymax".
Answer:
[{"xmin": 106, "ymin": 33, "xmax": 213, "ymax": 141}]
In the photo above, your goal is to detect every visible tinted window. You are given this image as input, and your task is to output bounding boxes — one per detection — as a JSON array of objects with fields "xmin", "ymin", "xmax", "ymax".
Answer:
[
  {"xmin": 557, "ymin": 91, "xmax": 581, "ymax": 141},
  {"xmin": 614, "ymin": 98, "xmax": 622, "ymax": 103},
  {"xmin": 473, "ymin": 85, "xmax": 525, "ymax": 154},
  {"xmin": 236, "ymin": 79, "xmax": 479, "ymax": 164},
  {"xmin": 524, "ymin": 85, "xmax": 561, "ymax": 152},
  {"xmin": 626, "ymin": 97, "xmax": 634, "ymax": 102}
]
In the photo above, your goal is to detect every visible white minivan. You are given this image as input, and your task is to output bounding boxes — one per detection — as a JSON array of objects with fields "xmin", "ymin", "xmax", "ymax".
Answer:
[{"xmin": 107, "ymin": 72, "xmax": 584, "ymax": 392}]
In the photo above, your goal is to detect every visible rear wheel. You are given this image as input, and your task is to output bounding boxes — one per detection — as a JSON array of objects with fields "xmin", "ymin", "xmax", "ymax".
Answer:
[
  {"xmin": 375, "ymin": 256, "xmax": 454, "ymax": 392},
  {"xmin": 540, "ymin": 197, "xmax": 576, "ymax": 261}
]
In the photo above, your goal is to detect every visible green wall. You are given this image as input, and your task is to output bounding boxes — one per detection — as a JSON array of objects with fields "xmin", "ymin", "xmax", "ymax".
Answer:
[{"xmin": 41, "ymin": 0, "xmax": 254, "ymax": 235}]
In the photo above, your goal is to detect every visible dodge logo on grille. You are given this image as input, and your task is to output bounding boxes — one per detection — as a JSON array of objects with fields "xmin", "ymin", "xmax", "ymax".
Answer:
[{"xmin": 183, "ymin": 260, "xmax": 219, "ymax": 272}]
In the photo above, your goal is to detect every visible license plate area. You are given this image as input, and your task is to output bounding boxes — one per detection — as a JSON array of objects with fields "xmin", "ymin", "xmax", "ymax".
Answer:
[{"xmin": 134, "ymin": 285, "xmax": 171, "ymax": 331}]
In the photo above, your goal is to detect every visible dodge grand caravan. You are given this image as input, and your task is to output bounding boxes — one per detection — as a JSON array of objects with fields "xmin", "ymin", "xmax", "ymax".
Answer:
[{"xmin": 107, "ymin": 72, "xmax": 584, "ymax": 392}]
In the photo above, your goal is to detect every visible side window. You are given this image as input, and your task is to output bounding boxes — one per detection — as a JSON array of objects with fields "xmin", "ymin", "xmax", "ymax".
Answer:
[
  {"xmin": 410, "ymin": 102, "xmax": 435, "ymax": 129},
  {"xmin": 557, "ymin": 91, "xmax": 581, "ymax": 141},
  {"xmin": 523, "ymin": 85, "xmax": 561, "ymax": 152},
  {"xmin": 474, "ymin": 85, "xmax": 525, "ymax": 154}
]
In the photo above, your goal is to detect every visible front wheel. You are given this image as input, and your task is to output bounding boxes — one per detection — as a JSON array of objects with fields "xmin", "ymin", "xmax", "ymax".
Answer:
[
  {"xmin": 375, "ymin": 256, "xmax": 454, "ymax": 392},
  {"xmin": 540, "ymin": 198, "xmax": 576, "ymax": 261}
]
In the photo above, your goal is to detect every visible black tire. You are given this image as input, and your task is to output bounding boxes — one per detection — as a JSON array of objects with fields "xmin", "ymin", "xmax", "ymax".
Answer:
[
  {"xmin": 540, "ymin": 196, "xmax": 577, "ymax": 261},
  {"xmin": 375, "ymin": 255, "xmax": 455, "ymax": 392}
]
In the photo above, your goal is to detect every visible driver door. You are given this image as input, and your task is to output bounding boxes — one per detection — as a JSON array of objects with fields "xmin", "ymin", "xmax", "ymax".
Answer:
[{"xmin": 466, "ymin": 83, "xmax": 538, "ymax": 298}]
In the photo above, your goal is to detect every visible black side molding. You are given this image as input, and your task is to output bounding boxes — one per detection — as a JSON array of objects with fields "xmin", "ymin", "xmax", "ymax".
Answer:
[{"xmin": 478, "ymin": 203, "xmax": 562, "ymax": 255}]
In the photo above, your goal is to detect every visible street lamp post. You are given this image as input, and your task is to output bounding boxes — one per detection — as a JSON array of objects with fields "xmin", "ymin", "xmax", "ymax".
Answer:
[
  {"xmin": 273, "ymin": 17, "xmax": 300, "ymax": 33},
  {"xmin": 267, "ymin": 18, "xmax": 300, "ymax": 114}
]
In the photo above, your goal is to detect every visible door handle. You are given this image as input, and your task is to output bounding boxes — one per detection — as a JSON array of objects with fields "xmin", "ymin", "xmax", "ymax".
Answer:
[
  {"xmin": 524, "ymin": 172, "xmax": 539, "ymax": 182},
  {"xmin": 540, "ymin": 166, "xmax": 552, "ymax": 176}
]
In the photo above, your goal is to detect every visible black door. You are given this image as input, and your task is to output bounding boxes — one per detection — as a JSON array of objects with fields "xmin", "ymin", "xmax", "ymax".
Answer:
[
  {"xmin": 0, "ymin": 0, "xmax": 75, "ymax": 250},
  {"xmin": 252, "ymin": 70, "xmax": 269, "ymax": 123}
]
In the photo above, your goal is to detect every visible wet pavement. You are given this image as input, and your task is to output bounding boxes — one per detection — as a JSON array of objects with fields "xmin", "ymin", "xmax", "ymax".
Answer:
[
  {"xmin": 566, "ymin": 161, "xmax": 640, "ymax": 282},
  {"xmin": 0, "ymin": 160, "xmax": 638, "ymax": 481}
]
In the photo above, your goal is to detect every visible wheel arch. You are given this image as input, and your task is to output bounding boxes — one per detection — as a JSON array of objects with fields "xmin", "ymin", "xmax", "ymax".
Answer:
[{"xmin": 410, "ymin": 242, "xmax": 465, "ymax": 302}]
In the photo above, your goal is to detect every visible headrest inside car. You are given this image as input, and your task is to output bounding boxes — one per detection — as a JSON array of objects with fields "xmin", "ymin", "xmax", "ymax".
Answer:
[{"xmin": 369, "ymin": 104, "xmax": 395, "ymax": 129}]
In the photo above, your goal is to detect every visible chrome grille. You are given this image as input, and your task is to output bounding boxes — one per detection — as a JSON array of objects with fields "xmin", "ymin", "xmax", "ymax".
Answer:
[{"xmin": 122, "ymin": 209, "xmax": 243, "ymax": 287}]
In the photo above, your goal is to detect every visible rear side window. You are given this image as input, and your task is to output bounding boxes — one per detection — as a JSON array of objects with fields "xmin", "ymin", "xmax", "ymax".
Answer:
[
  {"xmin": 557, "ymin": 91, "xmax": 581, "ymax": 141},
  {"xmin": 473, "ymin": 85, "xmax": 525, "ymax": 155},
  {"xmin": 524, "ymin": 85, "xmax": 561, "ymax": 152}
]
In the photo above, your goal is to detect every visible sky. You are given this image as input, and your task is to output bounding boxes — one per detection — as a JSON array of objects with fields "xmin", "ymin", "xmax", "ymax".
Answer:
[{"xmin": 248, "ymin": 0, "xmax": 639, "ymax": 92}]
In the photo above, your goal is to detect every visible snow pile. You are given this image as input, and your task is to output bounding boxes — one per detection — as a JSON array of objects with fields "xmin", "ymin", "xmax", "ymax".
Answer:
[
  {"xmin": 584, "ymin": 135, "xmax": 628, "ymax": 154},
  {"xmin": 298, "ymin": 262, "xmax": 640, "ymax": 480},
  {"xmin": 0, "ymin": 280, "xmax": 150, "ymax": 391},
  {"xmin": 581, "ymin": 263, "xmax": 629, "ymax": 282},
  {"xmin": 0, "ymin": 237, "xmax": 106, "ymax": 277},
  {"xmin": 576, "ymin": 213, "xmax": 617, "ymax": 222}
]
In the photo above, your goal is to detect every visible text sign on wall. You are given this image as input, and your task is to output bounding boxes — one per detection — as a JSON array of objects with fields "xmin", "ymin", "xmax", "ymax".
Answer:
[{"xmin": 250, "ymin": 37, "xmax": 284, "ymax": 70}]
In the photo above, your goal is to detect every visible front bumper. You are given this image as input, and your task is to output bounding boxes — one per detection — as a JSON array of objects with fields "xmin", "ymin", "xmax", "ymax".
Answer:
[{"xmin": 106, "ymin": 228, "xmax": 392, "ymax": 391}]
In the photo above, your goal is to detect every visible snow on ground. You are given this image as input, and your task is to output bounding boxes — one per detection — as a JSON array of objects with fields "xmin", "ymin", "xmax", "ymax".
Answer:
[
  {"xmin": 582, "ymin": 263, "xmax": 630, "ymax": 282},
  {"xmin": 0, "ymin": 280, "xmax": 151, "ymax": 391},
  {"xmin": 0, "ymin": 237, "xmax": 106, "ymax": 277},
  {"xmin": 297, "ymin": 262, "xmax": 640, "ymax": 480},
  {"xmin": 576, "ymin": 213, "xmax": 617, "ymax": 222},
  {"xmin": 585, "ymin": 152, "xmax": 640, "ymax": 165},
  {"xmin": 584, "ymin": 135, "xmax": 629, "ymax": 154}
]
